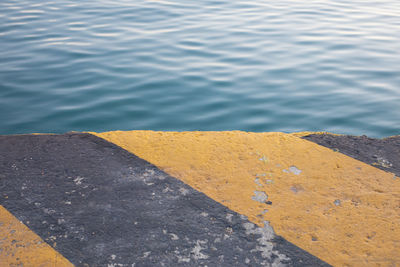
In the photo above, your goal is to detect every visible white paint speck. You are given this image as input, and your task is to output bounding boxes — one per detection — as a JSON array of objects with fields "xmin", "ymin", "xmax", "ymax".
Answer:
[
  {"xmin": 74, "ymin": 176, "xmax": 84, "ymax": 185},
  {"xmin": 170, "ymin": 233, "xmax": 179, "ymax": 240},
  {"xmin": 179, "ymin": 187, "xmax": 189, "ymax": 196},
  {"xmin": 162, "ymin": 187, "xmax": 173, "ymax": 193},
  {"xmin": 174, "ymin": 249, "xmax": 190, "ymax": 263},
  {"xmin": 177, "ymin": 256, "xmax": 190, "ymax": 263}
]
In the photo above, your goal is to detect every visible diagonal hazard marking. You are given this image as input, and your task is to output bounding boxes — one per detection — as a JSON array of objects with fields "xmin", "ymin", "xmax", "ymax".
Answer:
[
  {"xmin": 0, "ymin": 133, "xmax": 329, "ymax": 266},
  {"xmin": 0, "ymin": 205, "xmax": 73, "ymax": 267},
  {"xmin": 93, "ymin": 130, "xmax": 400, "ymax": 266}
]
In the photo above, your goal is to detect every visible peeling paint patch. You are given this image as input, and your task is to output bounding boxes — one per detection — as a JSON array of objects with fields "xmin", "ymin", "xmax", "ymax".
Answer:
[
  {"xmin": 283, "ymin": 166, "xmax": 302, "ymax": 175},
  {"xmin": 243, "ymin": 221, "xmax": 290, "ymax": 264},
  {"xmin": 252, "ymin": 191, "xmax": 268, "ymax": 203},
  {"xmin": 191, "ymin": 240, "xmax": 209, "ymax": 260},
  {"xmin": 175, "ymin": 250, "xmax": 191, "ymax": 263},
  {"xmin": 373, "ymin": 157, "xmax": 392, "ymax": 168}
]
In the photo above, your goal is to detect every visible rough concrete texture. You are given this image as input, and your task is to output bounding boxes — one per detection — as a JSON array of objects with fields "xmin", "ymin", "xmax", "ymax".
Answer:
[
  {"xmin": 94, "ymin": 130, "xmax": 400, "ymax": 266},
  {"xmin": 0, "ymin": 133, "xmax": 329, "ymax": 266},
  {"xmin": 303, "ymin": 134, "xmax": 400, "ymax": 177}
]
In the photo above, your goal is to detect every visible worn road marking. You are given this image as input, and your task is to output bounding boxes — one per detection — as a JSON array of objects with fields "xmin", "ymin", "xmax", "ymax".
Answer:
[
  {"xmin": 0, "ymin": 133, "xmax": 328, "ymax": 266},
  {"xmin": 0, "ymin": 205, "xmax": 73, "ymax": 267},
  {"xmin": 94, "ymin": 130, "xmax": 400, "ymax": 266}
]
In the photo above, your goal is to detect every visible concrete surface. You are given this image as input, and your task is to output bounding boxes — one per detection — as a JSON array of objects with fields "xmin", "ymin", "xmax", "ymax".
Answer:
[{"xmin": 1, "ymin": 131, "xmax": 399, "ymax": 266}]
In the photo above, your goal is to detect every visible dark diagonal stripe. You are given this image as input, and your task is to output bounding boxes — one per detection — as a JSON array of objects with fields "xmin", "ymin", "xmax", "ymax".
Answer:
[
  {"xmin": 0, "ymin": 133, "xmax": 329, "ymax": 266},
  {"xmin": 303, "ymin": 134, "xmax": 400, "ymax": 177}
]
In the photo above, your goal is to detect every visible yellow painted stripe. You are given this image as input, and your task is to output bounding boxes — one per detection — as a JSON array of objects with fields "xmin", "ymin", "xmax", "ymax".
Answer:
[
  {"xmin": 0, "ymin": 205, "xmax": 73, "ymax": 267},
  {"xmin": 93, "ymin": 130, "xmax": 400, "ymax": 266}
]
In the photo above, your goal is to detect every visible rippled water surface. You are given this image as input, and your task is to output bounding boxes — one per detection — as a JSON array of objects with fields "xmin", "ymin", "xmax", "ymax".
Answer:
[{"xmin": 1, "ymin": 0, "xmax": 399, "ymax": 137}]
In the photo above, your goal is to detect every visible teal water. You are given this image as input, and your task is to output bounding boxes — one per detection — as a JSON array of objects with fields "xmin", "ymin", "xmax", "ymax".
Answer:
[{"xmin": 1, "ymin": 0, "xmax": 399, "ymax": 137}]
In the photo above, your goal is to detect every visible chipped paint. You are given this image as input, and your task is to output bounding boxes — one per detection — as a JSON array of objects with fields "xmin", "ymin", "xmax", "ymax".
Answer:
[
  {"xmin": 288, "ymin": 166, "xmax": 302, "ymax": 175},
  {"xmin": 251, "ymin": 191, "xmax": 268, "ymax": 203},
  {"xmin": 1, "ymin": 133, "xmax": 327, "ymax": 266},
  {"xmin": 243, "ymin": 221, "xmax": 289, "ymax": 265},
  {"xmin": 373, "ymin": 157, "xmax": 392, "ymax": 168},
  {"xmin": 283, "ymin": 166, "xmax": 302, "ymax": 175},
  {"xmin": 191, "ymin": 240, "xmax": 209, "ymax": 260}
]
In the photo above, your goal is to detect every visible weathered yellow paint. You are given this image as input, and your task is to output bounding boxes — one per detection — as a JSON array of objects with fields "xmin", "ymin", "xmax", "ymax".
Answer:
[
  {"xmin": 93, "ymin": 130, "xmax": 400, "ymax": 266},
  {"xmin": 0, "ymin": 205, "xmax": 73, "ymax": 267}
]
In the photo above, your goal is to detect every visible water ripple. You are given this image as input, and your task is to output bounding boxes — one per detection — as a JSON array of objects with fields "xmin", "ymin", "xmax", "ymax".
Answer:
[{"xmin": 0, "ymin": 0, "xmax": 399, "ymax": 137}]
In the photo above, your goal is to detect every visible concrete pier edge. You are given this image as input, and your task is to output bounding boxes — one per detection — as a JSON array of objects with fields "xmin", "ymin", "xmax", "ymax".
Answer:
[{"xmin": 0, "ymin": 131, "xmax": 399, "ymax": 266}]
